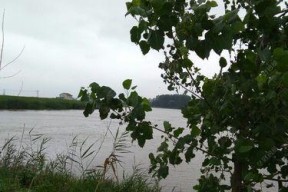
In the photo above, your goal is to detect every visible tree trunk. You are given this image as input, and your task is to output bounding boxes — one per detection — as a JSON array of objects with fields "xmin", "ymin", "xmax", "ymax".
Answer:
[{"xmin": 231, "ymin": 160, "xmax": 242, "ymax": 192}]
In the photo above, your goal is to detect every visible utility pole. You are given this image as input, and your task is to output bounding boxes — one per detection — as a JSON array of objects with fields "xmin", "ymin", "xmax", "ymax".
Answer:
[{"xmin": 36, "ymin": 90, "xmax": 39, "ymax": 97}]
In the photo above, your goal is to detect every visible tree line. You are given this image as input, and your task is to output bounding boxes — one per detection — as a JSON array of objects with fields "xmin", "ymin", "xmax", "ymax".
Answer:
[
  {"xmin": 150, "ymin": 94, "xmax": 190, "ymax": 109},
  {"xmin": 0, "ymin": 95, "xmax": 85, "ymax": 110}
]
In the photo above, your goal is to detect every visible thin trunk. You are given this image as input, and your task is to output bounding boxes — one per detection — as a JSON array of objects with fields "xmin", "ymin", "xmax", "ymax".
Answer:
[
  {"xmin": 231, "ymin": 160, "xmax": 242, "ymax": 192},
  {"xmin": 278, "ymin": 176, "xmax": 283, "ymax": 191}
]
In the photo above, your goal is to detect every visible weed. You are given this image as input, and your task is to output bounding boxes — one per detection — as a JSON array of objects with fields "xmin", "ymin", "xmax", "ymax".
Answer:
[{"xmin": 0, "ymin": 126, "xmax": 160, "ymax": 192}]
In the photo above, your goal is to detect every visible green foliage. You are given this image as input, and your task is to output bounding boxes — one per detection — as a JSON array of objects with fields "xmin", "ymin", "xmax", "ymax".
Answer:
[
  {"xmin": 0, "ymin": 95, "xmax": 85, "ymax": 110},
  {"xmin": 193, "ymin": 174, "xmax": 230, "ymax": 192},
  {"xmin": 123, "ymin": 79, "xmax": 133, "ymax": 90},
  {"xmin": 79, "ymin": 81, "xmax": 153, "ymax": 147},
  {"xmin": 81, "ymin": 0, "xmax": 288, "ymax": 191},
  {"xmin": 150, "ymin": 94, "xmax": 190, "ymax": 109}
]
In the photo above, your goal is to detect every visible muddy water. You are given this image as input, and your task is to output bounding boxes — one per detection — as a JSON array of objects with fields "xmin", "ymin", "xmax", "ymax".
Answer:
[{"xmin": 1, "ymin": 109, "xmax": 276, "ymax": 191}]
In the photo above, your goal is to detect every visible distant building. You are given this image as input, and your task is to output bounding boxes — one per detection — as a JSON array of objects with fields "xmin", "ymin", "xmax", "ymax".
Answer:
[{"xmin": 59, "ymin": 93, "xmax": 73, "ymax": 100}]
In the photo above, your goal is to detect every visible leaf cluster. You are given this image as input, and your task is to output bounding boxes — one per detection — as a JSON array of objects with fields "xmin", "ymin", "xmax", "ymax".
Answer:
[
  {"xmin": 79, "ymin": 80, "xmax": 153, "ymax": 148},
  {"xmin": 81, "ymin": 0, "xmax": 288, "ymax": 191},
  {"xmin": 125, "ymin": 0, "xmax": 288, "ymax": 190}
]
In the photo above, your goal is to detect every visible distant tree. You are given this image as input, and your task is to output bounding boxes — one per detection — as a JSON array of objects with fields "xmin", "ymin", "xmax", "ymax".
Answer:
[
  {"xmin": 79, "ymin": 0, "xmax": 288, "ymax": 191},
  {"xmin": 151, "ymin": 94, "xmax": 190, "ymax": 109}
]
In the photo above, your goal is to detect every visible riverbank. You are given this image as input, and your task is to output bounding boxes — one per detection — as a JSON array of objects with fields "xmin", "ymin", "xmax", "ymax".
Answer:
[
  {"xmin": 0, "ymin": 95, "xmax": 85, "ymax": 110},
  {"xmin": 0, "ymin": 132, "xmax": 160, "ymax": 192}
]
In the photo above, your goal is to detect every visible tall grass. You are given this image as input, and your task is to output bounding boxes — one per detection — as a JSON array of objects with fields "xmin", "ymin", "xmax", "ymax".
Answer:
[{"xmin": 0, "ymin": 127, "xmax": 161, "ymax": 192}]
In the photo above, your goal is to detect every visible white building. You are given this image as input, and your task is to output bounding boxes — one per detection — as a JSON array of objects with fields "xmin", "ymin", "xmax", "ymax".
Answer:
[{"xmin": 59, "ymin": 93, "xmax": 73, "ymax": 100}]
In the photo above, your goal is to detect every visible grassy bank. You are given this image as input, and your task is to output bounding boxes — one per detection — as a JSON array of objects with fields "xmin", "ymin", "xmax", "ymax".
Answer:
[
  {"xmin": 0, "ymin": 130, "xmax": 160, "ymax": 192},
  {"xmin": 0, "ymin": 95, "xmax": 85, "ymax": 110}
]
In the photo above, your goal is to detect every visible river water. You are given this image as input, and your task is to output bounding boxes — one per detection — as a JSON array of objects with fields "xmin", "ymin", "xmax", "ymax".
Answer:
[
  {"xmin": 0, "ymin": 109, "xmax": 279, "ymax": 191},
  {"xmin": 0, "ymin": 108, "xmax": 203, "ymax": 192}
]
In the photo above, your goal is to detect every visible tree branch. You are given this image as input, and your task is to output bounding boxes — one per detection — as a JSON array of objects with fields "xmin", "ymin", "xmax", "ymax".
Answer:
[
  {"xmin": 1, "ymin": 46, "xmax": 25, "ymax": 71},
  {"xmin": 0, "ymin": 70, "xmax": 21, "ymax": 79},
  {"xmin": 0, "ymin": 9, "xmax": 5, "ymax": 69},
  {"xmin": 152, "ymin": 125, "xmax": 232, "ymax": 161},
  {"xmin": 263, "ymin": 177, "xmax": 288, "ymax": 182}
]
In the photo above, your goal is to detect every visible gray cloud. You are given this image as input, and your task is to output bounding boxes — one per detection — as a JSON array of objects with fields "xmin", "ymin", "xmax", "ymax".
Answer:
[{"xmin": 0, "ymin": 0, "xmax": 219, "ymax": 99}]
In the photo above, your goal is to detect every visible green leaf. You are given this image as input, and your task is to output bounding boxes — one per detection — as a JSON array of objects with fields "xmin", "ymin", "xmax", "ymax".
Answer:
[
  {"xmin": 126, "ymin": 2, "xmax": 132, "ymax": 11},
  {"xmin": 223, "ymin": 9, "xmax": 239, "ymax": 23},
  {"xmin": 130, "ymin": 26, "xmax": 141, "ymax": 44},
  {"xmin": 148, "ymin": 30, "xmax": 164, "ymax": 51},
  {"xmin": 141, "ymin": 98, "xmax": 152, "ymax": 111},
  {"xmin": 123, "ymin": 79, "xmax": 132, "ymax": 90},
  {"xmin": 282, "ymin": 72, "xmax": 288, "ymax": 86},
  {"xmin": 219, "ymin": 57, "xmax": 227, "ymax": 68},
  {"xmin": 163, "ymin": 121, "xmax": 173, "ymax": 132},
  {"xmin": 99, "ymin": 86, "xmax": 116, "ymax": 101},
  {"xmin": 231, "ymin": 21, "xmax": 244, "ymax": 33},
  {"xmin": 173, "ymin": 127, "xmax": 184, "ymax": 137},
  {"xmin": 139, "ymin": 40, "xmax": 150, "ymax": 55},
  {"xmin": 202, "ymin": 158, "xmax": 210, "ymax": 167},
  {"xmin": 89, "ymin": 82, "xmax": 100, "ymax": 93},
  {"xmin": 151, "ymin": 0, "xmax": 166, "ymax": 14},
  {"xmin": 169, "ymin": 150, "xmax": 182, "ymax": 165},
  {"xmin": 182, "ymin": 58, "xmax": 193, "ymax": 68},
  {"xmin": 207, "ymin": 1, "xmax": 218, "ymax": 7},
  {"xmin": 185, "ymin": 146, "xmax": 195, "ymax": 162},
  {"xmin": 209, "ymin": 157, "xmax": 221, "ymax": 165},
  {"xmin": 218, "ymin": 137, "xmax": 232, "ymax": 148},
  {"xmin": 191, "ymin": 126, "xmax": 201, "ymax": 137},
  {"xmin": 194, "ymin": 41, "xmax": 210, "ymax": 59},
  {"xmin": 131, "ymin": 0, "xmax": 141, "ymax": 6},
  {"xmin": 167, "ymin": 84, "xmax": 174, "ymax": 91},
  {"xmin": 244, "ymin": 172, "xmax": 262, "ymax": 182},
  {"xmin": 186, "ymin": 36, "xmax": 198, "ymax": 50},
  {"xmin": 158, "ymin": 141, "xmax": 168, "ymax": 152},
  {"xmin": 179, "ymin": 46, "xmax": 188, "ymax": 56},
  {"xmin": 140, "ymin": 121, "xmax": 153, "ymax": 139},
  {"xmin": 128, "ymin": 91, "xmax": 139, "ymax": 106},
  {"xmin": 138, "ymin": 20, "xmax": 148, "ymax": 32},
  {"xmin": 83, "ymin": 102, "xmax": 94, "ymax": 117},
  {"xmin": 239, "ymin": 145, "xmax": 253, "ymax": 153},
  {"xmin": 258, "ymin": 48, "xmax": 271, "ymax": 62},
  {"xmin": 256, "ymin": 74, "xmax": 267, "ymax": 89},
  {"xmin": 126, "ymin": 6, "xmax": 146, "ymax": 17},
  {"xmin": 78, "ymin": 89, "xmax": 89, "ymax": 101},
  {"xmin": 119, "ymin": 93, "xmax": 126, "ymax": 101},
  {"xmin": 99, "ymin": 105, "xmax": 110, "ymax": 120},
  {"xmin": 274, "ymin": 48, "xmax": 288, "ymax": 72},
  {"xmin": 281, "ymin": 165, "xmax": 288, "ymax": 178},
  {"xmin": 109, "ymin": 98, "xmax": 122, "ymax": 110},
  {"xmin": 138, "ymin": 137, "xmax": 146, "ymax": 147},
  {"xmin": 132, "ymin": 105, "xmax": 145, "ymax": 120},
  {"xmin": 158, "ymin": 165, "xmax": 169, "ymax": 178}
]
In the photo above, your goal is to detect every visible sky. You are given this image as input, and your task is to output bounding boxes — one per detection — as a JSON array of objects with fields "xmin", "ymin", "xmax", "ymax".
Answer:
[{"xmin": 0, "ymin": 0, "xmax": 221, "ymax": 99}]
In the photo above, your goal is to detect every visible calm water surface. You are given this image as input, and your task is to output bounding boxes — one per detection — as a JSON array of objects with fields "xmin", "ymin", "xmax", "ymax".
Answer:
[{"xmin": 0, "ymin": 109, "xmax": 277, "ymax": 191}]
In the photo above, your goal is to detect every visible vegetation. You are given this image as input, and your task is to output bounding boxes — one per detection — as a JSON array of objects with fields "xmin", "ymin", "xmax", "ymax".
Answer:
[
  {"xmin": 0, "ymin": 95, "xmax": 85, "ymax": 110},
  {"xmin": 79, "ymin": 0, "xmax": 288, "ymax": 191},
  {"xmin": 151, "ymin": 94, "xmax": 190, "ymax": 109},
  {"xmin": 0, "ymin": 130, "xmax": 160, "ymax": 192}
]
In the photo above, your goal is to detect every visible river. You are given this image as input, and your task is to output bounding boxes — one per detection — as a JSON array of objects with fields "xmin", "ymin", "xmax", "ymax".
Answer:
[
  {"xmin": 0, "ymin": 108, "xmax": 203, "ymax": 192},
  {"xmin": 0, "ymin": 109, "xmax": 278, "ymax": 191}
]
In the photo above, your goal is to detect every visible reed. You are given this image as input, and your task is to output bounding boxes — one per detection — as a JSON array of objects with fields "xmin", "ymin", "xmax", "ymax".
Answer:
[{"xmin": 0, "ymin": 127, "xmax": 160, "ymax": 192}]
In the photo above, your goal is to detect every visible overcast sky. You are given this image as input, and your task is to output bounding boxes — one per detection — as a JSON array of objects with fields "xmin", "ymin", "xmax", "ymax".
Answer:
[{"xmin": 0, "ymin": 0, "xmax": 221, "ymax": 98}]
